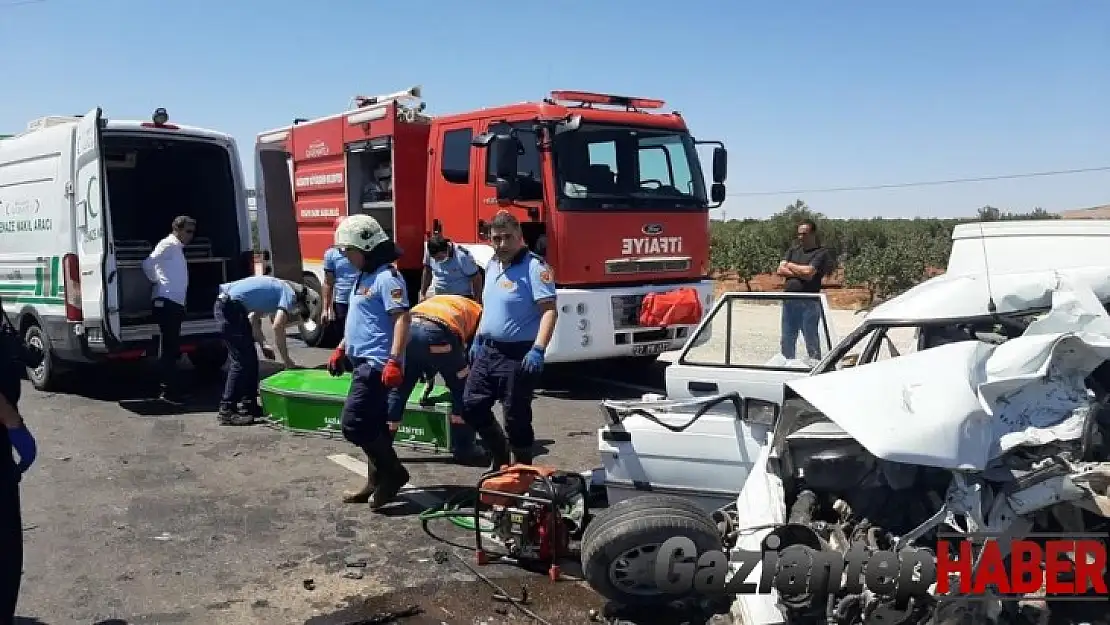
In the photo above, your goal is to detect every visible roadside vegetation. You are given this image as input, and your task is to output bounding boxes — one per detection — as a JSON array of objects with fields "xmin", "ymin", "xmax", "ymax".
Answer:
[{"xmin": 711, "ymin": 200, "xmax": 1060, "ymax": 305}]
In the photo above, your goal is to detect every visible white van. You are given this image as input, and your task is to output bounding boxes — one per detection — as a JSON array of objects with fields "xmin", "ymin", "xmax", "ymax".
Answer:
[{"xmin": 0, "ymin": 108, "xmax": 254, "ymax": 391}]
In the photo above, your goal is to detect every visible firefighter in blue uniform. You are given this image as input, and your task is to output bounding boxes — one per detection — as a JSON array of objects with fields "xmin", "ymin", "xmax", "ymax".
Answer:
[
  {"xmin": 1, "ymin": 303, "xmax": 40, "ymax": 623},
  {"xmin": 326, "ymin": 214, "xmax": 413, "ymax": 510},
  {"xmin": 419, "ymin": 233, "xmax": 483, "ymax": 302},
  {"xmin": 321, "ymin": 221, "xmax": 361, "ymax": 335},
  {"xmin": 462, "ymin": 211, "xmax": 558, "ymax": 471}
]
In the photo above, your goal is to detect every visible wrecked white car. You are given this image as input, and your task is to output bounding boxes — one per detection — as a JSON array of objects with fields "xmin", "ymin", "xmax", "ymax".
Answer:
[{"xmin": 584, "ymin": 270, "xmax": 1110, "ymax": 624}]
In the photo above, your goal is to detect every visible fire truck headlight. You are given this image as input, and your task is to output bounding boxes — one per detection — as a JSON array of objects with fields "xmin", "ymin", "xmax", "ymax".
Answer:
[
  {"xmin": 580, "ymin": 334, "xmax": 591, "ymax": 346},
  {"xmin": 576, "ymin": 303, "xmax": 587, "ymax": 315},
  {"xmin": 577, "ymin": 319, "xmax": 589, "ymax": 331}
]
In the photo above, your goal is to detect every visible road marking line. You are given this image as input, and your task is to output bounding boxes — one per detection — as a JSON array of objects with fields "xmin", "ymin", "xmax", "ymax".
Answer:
[
  {"xmin": 566, "ymin": 375, "xmax": 663, "ymax": 395},
  {"xmin": 327, "ymin": 453, "xmax": 443, "ymax": 509}
]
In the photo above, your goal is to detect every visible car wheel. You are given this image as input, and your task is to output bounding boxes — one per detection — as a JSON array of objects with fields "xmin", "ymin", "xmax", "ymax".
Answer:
[
  {"xmin": 581, "ymin": 494, "xmax": 722, "ymax": 607},
  {"xmin": 23, "ymin": 324, "xmax": 59, "ymax": 392}
]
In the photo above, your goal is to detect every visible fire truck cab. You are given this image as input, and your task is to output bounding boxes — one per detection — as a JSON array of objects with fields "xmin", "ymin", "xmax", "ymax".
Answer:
[{"xmin": 254, "ymin": 87, "xmax": 727, "ymax": 364}]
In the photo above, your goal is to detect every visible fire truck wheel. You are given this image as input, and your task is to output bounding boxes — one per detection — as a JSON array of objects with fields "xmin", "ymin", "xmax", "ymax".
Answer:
[
  {"xmin": 581, "ymin": 494, "xmax": 721, "ymax": 607},
  {"xmin": 298, "ymin": 274, "xmax": 340, "ymax": 348}
]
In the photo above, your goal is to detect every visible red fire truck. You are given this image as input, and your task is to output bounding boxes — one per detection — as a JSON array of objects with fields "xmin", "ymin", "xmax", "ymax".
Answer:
[{"xmin": 253, "ymin": 86, "xmax": 727, "ymax": 364}]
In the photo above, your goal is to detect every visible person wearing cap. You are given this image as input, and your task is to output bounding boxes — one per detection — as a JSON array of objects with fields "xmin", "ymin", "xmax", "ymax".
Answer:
[
  {"xmin": 419, "ymin": 233, "xmax": 483, "ymax": 303},
  {"xmin": 213, "ymin": 275, "xmax": 309, "ymax": 426},
  {"xmin": 384, "ymin": 294, "xmax": 484, "ymax": 465},
  {"xmin": 326, "ymin": 214, "xmax": 413, "ymax": 510},
  {"xmin": 461, "ymin": 211, "xmax": 557, "ymax": 472}
]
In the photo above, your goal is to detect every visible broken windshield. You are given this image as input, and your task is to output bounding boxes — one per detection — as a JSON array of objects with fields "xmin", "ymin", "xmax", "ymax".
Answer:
[
  {"xmin": 826, "ymin": 312, "xmax": 1050, "ymax": 372},
  {"xmin": 552, "ymin": 123, "xmax": 708, "ymax": 211}
]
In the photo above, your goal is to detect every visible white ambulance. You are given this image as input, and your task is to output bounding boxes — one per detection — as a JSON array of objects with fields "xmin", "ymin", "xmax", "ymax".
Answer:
[{"xmin": 0, "ymin": 108, "xmax": 255, "ymax": 391}]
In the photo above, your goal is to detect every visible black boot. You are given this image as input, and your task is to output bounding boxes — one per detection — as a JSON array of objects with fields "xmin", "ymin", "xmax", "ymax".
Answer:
[
  {"xmin": 367, "ymin": 437, "xmax": 410, "ymax": 511},
  {"xmin": 476, "ymin": 422, "xmax": 512, "ymax": 475},
  {"xmin": 342, "ymin": 455, "xmax": 377, "ymax": 503},
  {"xmin": 512, "ymin": 446, "xmax": 533, "ymax": 466},
  {"xmin": 218, "ymin": 402, "xmax": 254, "ymax": 426}
]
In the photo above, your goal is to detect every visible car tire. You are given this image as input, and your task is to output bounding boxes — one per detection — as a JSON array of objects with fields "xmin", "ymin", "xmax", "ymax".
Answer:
[
  {"xmin": 23, "ymin": 323, "xmax": 59, "ymax": 392},
  {"xmin": 581, "ymin": 494, "xmax": 722, "ymax": 607}
]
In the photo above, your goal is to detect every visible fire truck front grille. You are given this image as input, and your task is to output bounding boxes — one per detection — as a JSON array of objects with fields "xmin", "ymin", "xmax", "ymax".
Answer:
[
  {"xmin": 611, "ymin": 294, "xmax": 646, "ymax": 329},
  {"xmin": 604, "ymin": 256, "xmax": 691, "ymax": 275}
]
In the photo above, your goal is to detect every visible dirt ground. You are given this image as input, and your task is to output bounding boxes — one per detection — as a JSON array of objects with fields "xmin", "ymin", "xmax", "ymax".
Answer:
[{"xmin": 712, "ymin": 270, "xmax": 873, "ymax": 310}]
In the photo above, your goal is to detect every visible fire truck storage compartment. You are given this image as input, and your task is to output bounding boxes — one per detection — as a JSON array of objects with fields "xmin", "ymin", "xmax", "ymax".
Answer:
[
  {"xmin": 102, "ymin": 132, "xmax": 247, "ymax": 324},
  {"xmin": 345, "ymin": 138, "xmax": 395, "ymax": 241}
]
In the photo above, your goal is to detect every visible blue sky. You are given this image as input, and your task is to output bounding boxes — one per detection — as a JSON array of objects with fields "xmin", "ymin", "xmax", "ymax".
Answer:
[{"xmin": 2, "ymin": 0, "xmax": 1107, "ymax": 219}]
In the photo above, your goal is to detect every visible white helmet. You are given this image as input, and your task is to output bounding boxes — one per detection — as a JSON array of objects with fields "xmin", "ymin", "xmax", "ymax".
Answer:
[{"xmin": 334, "ymin": 214, "xmax": 388, "ymax": 252}]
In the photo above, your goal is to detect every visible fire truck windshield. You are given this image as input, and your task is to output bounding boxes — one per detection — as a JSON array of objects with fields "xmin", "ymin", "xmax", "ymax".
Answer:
[{"xmin": 552, "ymin": 123, "xmax": 708, "ymax": 211}]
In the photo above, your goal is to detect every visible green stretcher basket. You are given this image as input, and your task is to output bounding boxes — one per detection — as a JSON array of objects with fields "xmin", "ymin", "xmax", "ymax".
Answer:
[{"xmin": 259, "ymin": 368, "xmax": 454, "ymax": 452}]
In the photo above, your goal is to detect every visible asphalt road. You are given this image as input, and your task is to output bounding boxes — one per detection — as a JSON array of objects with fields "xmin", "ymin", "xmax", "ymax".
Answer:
[{"xmin": 10, "ymin": 333, "xmax": 675, "ymax": 625}]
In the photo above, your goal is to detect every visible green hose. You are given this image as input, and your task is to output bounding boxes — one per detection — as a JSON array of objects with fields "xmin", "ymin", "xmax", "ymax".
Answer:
[{"xmin": 418, "ymin": 489, "xmax": 496, "ymax": 531}]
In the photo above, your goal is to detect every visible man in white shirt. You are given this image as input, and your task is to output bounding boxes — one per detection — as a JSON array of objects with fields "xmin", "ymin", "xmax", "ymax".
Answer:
[{"xmin": 143, "ymin": 215, "xmax": 195, "ymax": 404}]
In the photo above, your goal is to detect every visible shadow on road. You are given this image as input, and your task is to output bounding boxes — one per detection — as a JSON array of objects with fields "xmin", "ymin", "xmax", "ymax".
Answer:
[{"xmin": 37, "ymin": 359, "xmax": 288, "ymax": 418}]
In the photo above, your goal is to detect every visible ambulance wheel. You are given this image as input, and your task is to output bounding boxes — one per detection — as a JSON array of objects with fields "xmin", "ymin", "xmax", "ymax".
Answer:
[
  {"xmin": 581, "ymin": 494, "xmax": 722, "ymax": 607},
  {"xmin": 298, "ymin": 274, "xmax": 340, "ymax": 348},
  {"xmin": 23, "ymin": 324, "xmax": 60, "ymax": 392}
]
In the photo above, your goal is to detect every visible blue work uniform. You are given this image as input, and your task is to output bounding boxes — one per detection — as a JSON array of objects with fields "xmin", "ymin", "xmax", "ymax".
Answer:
[
  {"xmin": 214, "ymin": 276, "xmax": 298, "ymax": 411},
  {"xmin": 461, "ymin": 249, "xmax": 556, "ymax": 450},
  {"xmin": 323, "ymin": 246, "xmax": 359, "ymax": 327},
  {"xmin": 339, "ymin": 265, "xmax": 410, "ymax": 448},
  {"xmin": 385, "ymin": 296, "xmax": 483, "ymax": 458},
  {"xmin": 425, "ymin": 244, "xmax": 480, "ymax": 297}
]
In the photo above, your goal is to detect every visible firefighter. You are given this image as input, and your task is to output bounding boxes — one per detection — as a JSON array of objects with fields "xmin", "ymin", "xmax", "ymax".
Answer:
[
  {"xmin": 321, "ymin": 219, "xmax": 360, "ymax": 335},
  {"xmin": 418, "ymin": 233, "xmax": 483, "ymax": 303},
  {"xmin": 383, "ymin": 294, "xmax": 484, "ymax": 467},
  {"xmin": 1, "ymin": 306, "xmax": 39, "ymax": 623},
  {"xmin": 462, "ymin": 211, "xmax": 557, "ymax": 471},
  {"xmin": 214, "ymin": 275, "xmax": 309, "ymax": 425},
  {"xmin": 327, "ymin": 214, "xmax": 413, "ymax": 510}
]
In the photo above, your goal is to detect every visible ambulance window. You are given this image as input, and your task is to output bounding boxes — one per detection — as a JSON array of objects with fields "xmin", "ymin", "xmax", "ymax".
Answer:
[
  {"xmin": 441, "ymin": 128, "xmax": 472, "ymax": 184},
  {"xmin": 486, "ymin": 122, "xmax": 543, "ymax": 201}
]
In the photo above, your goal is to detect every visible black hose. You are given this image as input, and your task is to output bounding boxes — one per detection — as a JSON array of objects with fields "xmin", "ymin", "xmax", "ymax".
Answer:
[{"xmin": 605, "ymin": 392, "xmax": 744, "ymax": 432}]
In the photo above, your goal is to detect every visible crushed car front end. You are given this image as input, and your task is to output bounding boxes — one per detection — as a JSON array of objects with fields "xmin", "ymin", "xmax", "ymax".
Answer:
[{"xmin": 728, "ymin": 280, "xmax": 1110, "ymax": 625}]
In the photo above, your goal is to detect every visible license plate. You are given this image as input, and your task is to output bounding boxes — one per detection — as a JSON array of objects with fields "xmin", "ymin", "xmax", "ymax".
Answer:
[{"xmin": 632, "ymin": 341, "xmax": 670, "ymax": 356}]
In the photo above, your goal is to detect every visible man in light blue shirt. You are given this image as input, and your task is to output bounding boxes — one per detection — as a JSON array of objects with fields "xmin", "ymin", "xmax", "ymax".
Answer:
[
  {"xmin": 322, "ymin": 244, "xmax": 360, "ymax": 336},
  {"xmin": 419, "ymin": 234, "xmax": 483, "ymax": 303},
  {"xmin": 214, "ymin": 275, "xmax": 309, "ymax": 425},
  {"xmin": 460, "ymin": 211, "xmax": 557, "ymax": 472}
]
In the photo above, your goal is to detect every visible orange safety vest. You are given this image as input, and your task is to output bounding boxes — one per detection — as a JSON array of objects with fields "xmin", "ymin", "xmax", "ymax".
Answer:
[{"xmin": 412, "ymin": 295, "xmax": 482, "ymax": 342}]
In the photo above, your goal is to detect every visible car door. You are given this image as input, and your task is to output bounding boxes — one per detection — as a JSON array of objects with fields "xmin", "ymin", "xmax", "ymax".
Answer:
[
  {"xmin": 73, "ymin": 107, "xmax": 121, "ymax": 343},
  {"xmin": 666, "ymin": 291, "xmax": 837, "ymax": 403},
  {"xmin": 253, "ymin": 132, "xmax": 303, "ymax": 281},
  {"xmin": 663, "ymin": 292, "xmax": 837, "ymax": 483}
]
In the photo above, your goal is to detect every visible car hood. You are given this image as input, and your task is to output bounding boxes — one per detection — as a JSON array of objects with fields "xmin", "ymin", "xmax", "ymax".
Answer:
[{"xmin": 786, "ymin": 278, "xmax": 1110, "ymax": 471}]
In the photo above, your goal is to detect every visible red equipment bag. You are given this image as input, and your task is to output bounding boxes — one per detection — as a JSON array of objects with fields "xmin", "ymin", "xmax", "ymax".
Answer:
[{"xmin": 638, "ymin": 287, "xmax": 704, "ymax": 328}]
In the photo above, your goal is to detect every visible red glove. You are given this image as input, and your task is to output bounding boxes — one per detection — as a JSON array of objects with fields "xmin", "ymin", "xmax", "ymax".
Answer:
[
  {"xmin": 382, "ymin": 358, "xmax": 404, "ymax": 388},
  {"xmin": 327, "ymin": 347, "xmax": 347, "ymax": 377}
]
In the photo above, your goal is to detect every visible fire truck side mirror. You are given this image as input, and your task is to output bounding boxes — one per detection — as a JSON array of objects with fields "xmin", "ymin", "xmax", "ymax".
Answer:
[
  {"xmin": 710, "ymin": 183, "xmax": 726, "ymax": 205},
  {"xmin": 491, "ymin": 135, "xmax": 520, "ymax": 202},
  {"xmin": 712, "ymin": 147, "xmax": 727, "ymax": 183},
  {"xmin": 492, "ymin": 136, "xmax": 519, "ymax": 181}
]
